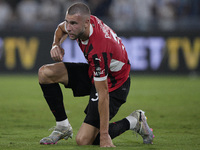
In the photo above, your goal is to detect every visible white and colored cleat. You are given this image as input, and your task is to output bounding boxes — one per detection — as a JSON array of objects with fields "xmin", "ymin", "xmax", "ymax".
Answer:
[
  {"xmin": 129, "ymin": 110, "xmax": 154, "ymax": 144},
  {"xmin": 40, "ymin": 124, "xmax": 73, "ymax": 145}
]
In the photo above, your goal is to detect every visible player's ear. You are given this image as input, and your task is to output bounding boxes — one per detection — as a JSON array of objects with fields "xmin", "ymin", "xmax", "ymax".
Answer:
[{"xmin": 84, "ymin": 16, "xmax": 90, "ymax": 28}]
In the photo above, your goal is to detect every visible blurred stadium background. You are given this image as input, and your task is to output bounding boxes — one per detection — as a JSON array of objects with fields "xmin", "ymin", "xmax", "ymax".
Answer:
[{"xmin": 0, "ymin": 0, "xmax": 200, "ymax": 74}]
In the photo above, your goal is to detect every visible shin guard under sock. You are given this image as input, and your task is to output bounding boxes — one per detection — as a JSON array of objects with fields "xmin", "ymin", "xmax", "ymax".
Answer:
[{"xmin": 40, "ymin": 83, "xmax": 67, "ymax": 121}]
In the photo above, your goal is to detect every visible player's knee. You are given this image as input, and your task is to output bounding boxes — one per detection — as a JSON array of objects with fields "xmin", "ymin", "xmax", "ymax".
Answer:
[
  {"xmin": 38, "ymin": 65, "xmax": 53, "ymax": 84},
  {"xmin": 76, "ymin": 135, "xmax": 85, "ymax": 145},
  {"xmin": 76, "ymin": 134, "xmax": 91, "ymax": 146}
]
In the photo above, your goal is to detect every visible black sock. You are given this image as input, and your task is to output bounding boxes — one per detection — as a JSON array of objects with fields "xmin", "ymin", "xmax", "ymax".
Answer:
[
  {"xmin": 40, "ymin": 83, "xmax": 67, "ymax": 121},
  {"xmin": 92, "ymin": 118, "xmax": 130, "ymax": 145}
]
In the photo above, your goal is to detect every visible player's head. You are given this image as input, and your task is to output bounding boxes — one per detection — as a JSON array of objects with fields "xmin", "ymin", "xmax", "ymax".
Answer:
[
  {"xmin": 65, "ymin": 2, "xmax": 91, "ymax": 40},
  {"xmin": 67, "ymin": 2, "xmax": 91, "ymax": 17}
]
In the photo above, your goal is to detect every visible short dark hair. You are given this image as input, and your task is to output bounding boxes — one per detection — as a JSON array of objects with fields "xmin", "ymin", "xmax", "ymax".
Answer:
[{"xmin": 67, "ymin": 2, "xmax": 91, "ymax": 16}]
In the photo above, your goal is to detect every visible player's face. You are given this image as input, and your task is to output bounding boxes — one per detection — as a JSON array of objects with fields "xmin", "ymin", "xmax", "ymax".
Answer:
[{"xmin": 65, "ymin": 13, "xmax": 87, "ymax": 40}]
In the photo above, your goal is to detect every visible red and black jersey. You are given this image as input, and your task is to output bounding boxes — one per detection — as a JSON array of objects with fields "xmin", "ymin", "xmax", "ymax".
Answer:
[{"xmin": 78, "ymin": 15, "xmax": 130, "ymax": 92}]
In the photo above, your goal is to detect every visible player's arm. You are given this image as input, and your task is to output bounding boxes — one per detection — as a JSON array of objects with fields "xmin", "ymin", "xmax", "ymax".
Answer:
[
  {"xmin": 94, "ymin": 79, "xmax": 115, "ymax": 147},
  {"xmin": 51, "ymin": 22, "xmax": 68, "ymax": 62}
]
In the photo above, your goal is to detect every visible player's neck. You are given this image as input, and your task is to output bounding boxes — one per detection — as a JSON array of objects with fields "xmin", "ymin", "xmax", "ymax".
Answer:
[{"xmin": 80, "ymin": 24, "xmax": 92, "ymax": 41}]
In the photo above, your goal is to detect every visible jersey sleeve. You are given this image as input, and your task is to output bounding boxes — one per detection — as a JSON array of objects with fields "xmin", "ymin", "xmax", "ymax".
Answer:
[{"xmin": 90, "ymin": 52, "xmax": 111, "ymax": 81}]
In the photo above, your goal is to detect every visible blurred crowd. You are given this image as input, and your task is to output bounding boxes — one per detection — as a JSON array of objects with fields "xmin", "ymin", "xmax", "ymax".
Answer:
[{"xmin": 0, "ymin": 0, "xmax": 200, "ymax": 32}]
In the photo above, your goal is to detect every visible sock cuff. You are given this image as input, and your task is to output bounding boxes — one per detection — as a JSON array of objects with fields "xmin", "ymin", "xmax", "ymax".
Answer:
[
  {"xmin": 126, "ymin": 116, "xmax": 137, "ymax": 130},
  {"xmin": 56, "ymin": 118, "xmax": 70, "ymax": 127},
  {"xmin": 39, "ymin": 83, "xmax": 60, "ymax": 89}
]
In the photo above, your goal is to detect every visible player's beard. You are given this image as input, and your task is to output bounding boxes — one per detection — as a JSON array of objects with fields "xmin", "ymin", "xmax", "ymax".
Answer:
[{"xmin": 71, "ymin": 27, "xmax": 85, "ymax": 40}]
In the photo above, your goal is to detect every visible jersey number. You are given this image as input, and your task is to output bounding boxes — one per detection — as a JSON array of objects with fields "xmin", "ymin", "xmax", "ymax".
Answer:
[{"xmin": 110, "ymin": 30, "xmax": 125, "ymax": 50}]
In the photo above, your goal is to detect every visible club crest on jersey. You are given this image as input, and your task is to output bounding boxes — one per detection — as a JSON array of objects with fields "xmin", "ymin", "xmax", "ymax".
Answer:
[{"xmin": 94, "ymin": 67, "xmax": 105, "ymax": 77}]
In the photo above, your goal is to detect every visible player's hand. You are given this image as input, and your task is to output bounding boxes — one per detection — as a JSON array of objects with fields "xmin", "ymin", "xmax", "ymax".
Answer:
[
  {"xmin": 50, "ymin": 45, "xmax": 65, "ymax": 62},
  {"xmin": 100, "ymin": 133, "xmax": 116, "ymax": 147}
]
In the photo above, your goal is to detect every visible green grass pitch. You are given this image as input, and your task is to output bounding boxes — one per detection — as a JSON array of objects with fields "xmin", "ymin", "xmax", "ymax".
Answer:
[{"xmin": 0, "ymin": 74, "xmax": 200, "ymax": 150}]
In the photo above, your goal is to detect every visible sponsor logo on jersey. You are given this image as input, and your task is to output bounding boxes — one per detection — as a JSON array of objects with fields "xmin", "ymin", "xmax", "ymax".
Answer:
[{"xmin": 94, "ymin": 67, "xmax": 105, "ymax": 76}]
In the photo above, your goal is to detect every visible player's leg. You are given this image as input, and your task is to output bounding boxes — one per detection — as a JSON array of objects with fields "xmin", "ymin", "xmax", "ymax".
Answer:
[
  {"xmin": 76, "ymin": 123, "xmax": 99, "ymax": 145},
  {"xmin": 38, "ymin": 62, "xmax": 69, "ymax": 85},
  {"xmin": 76, "ymin": 78, "xmax": 131, "ymax": 146},
  {"xmin": 38, "ymin": 62, "xmax": 69, "ymax": 122},
  {"xmin": 38, "ymin": 62, "xmax": 69, "ymax": 123},
  {"xmin": 76, "ymin": 121, "xmax": 131, "ymax": 146},
  {"xmin": 93, "ymin": 110, "xmax": 154, "ymax": 145},
  {"xmin": 75, "ymin": 84, "xmax": 103, "ymax": 146},
  {"xmin": 38, "ymin": 62, "xmax": 72, "ymax": 144},
  {"xmin": 92, "ymin": 118, "xmax": 130, "ymax": 145},
  {"xmin": 92, "ymin": 77, "xmax": 154, "ymax": 145},
  {"xmin": 92, "ymin": 76, "xmax": 131, "ymax": 145},
  {"xmin": 38, "ymin": 62, "xmax": 92, "ymax": 145}
]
